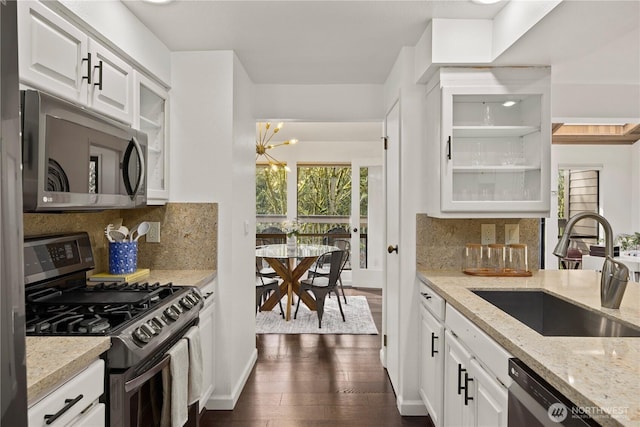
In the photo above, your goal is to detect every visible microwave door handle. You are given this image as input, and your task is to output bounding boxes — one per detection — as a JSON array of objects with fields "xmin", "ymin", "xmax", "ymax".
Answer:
[{"xmin": 123, "ymin": 136, "xmax": 145, "ymax": 199}]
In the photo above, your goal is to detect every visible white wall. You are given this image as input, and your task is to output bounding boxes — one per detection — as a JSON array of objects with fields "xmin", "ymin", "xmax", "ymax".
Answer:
[
  {"xmin": 634, "ymin": 143, "xmax": 640, "ymax": 231},
  {"xmin": 545, "ymin": 144, "xmax": 637, "ymax": 269},
  {"xmin": 170, "ymin": 50, "xmax": 256, "ymax": 410}
]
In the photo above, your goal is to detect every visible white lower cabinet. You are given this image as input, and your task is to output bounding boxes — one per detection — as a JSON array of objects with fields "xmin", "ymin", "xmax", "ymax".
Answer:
[
  {"xmin": 419, "ymin": 280, "xmax": 511, "ymax": 427},
  {"xmin": 28, "ymin": 359, "xmax": 105, "ymax": 427},
  {"xmin": 468, "ymin": 359, "xmax": 509, "ymax": 427},
  {"xmin": 199, "ymin": 281, "xmax": 216, "ymax": 410},
  {"xmin": 419, "ymin": 294, "xmax": 445, "ymax": 426},
  {"xmin": 443, "ymin": 330, "xmax": 473, "ymax": 427}
]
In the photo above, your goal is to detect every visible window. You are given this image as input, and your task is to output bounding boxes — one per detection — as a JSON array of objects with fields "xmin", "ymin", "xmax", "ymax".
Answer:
[
  {"xmin": 256, "ymin": 165, "xmax": 287, "ymax": 232},
  {"xmin": 296, "ymin": 164, "xmax": 352, "ymax": 237},
  {"xmin": 558, "ymin": 168, "xmax": 600, "ymax": 252}
]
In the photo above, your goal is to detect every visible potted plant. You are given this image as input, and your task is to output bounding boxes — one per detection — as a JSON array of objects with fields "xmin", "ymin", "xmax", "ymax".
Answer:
[
  {"xmin": 617, "ymin": 232, "xmax": 640, "ymax": 256},
  {"xmin": 282, "ymin": 218, "xmax": 302, "ymax": 251}
]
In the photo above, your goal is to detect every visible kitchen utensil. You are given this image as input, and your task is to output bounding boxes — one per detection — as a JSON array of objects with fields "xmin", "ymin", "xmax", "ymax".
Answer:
[
  {"xmin": 131, "ymin": 221, "xmax": 150, "ymax": 241},
  {"xmin": 105, "ymin": 224, "xmax": 115, "ymax": 242},
  {"xmin": 109, "ymin": 229, "xmax": 127, "ymax": 242},
  {"xmin": 117, "ymin": 225, "xmax": 129, "ymax": 240}
]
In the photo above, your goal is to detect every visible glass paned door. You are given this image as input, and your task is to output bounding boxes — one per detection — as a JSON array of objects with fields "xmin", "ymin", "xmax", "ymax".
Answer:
[{"xmin": 351, "ymin": 158, "xmax": 383, "ymax": 287}]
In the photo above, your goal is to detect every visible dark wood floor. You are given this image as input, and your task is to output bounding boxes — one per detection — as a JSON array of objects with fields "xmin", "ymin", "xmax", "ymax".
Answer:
[{"xmin": 200, "ymin": 288, "xmax": 433, "ymax": 426}]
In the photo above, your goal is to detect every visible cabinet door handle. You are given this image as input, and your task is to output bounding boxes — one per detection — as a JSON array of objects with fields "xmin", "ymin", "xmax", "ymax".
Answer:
[
  {"xmin": 421, "ymin": 292, "xmax": 432, "ymax": 300},
  {"xmin": 44, "ymin": 394, "xmax": 84, "ymax": 424},
  {"xmin": 94, "ymin": 60, "xmax": 103, "ymax": 90},
  {"xmin": 457, "ymin": 364, "xmax": 466, "ymax": 395},
  {"xmin": 430, "ymin": 332, "xmax": 438, "ymax": 357},
  {"xmin": 82, "ymin": 53, "xmax": 92, "ymax": 84},
  {"xmin": 446, "ymin": 136, "xmax": 452, "ymax": 160},
  {"xmin": 464, "ymin": 373, "xmax": 474, "ymax": 405}
]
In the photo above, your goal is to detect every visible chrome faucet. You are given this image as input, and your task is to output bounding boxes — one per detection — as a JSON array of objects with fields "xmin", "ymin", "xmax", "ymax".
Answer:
[{"xmin": 553, "ymin": 212, "xmax": 629, "ymax": 309}]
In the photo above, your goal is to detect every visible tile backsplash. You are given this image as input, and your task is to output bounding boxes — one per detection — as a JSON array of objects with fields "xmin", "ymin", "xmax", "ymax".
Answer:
[
  {"xmin": 24, "ymin": 203, "xmax": 217, "ymax": 274},
  {"xmin": 416, "ymin": 214, "xmax": 540, "ymax": 271}
]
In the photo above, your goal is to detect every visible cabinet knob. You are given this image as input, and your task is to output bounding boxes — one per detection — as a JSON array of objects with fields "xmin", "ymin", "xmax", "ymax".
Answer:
[{"xmin": 387, "ymin": 245, "xmax": 398, "ymax": 254}]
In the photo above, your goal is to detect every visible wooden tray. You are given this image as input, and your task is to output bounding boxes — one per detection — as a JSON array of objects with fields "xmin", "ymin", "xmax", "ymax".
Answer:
[{"xmin": 463, "ymin": 268, "xmax": 532, "ymax": 277}]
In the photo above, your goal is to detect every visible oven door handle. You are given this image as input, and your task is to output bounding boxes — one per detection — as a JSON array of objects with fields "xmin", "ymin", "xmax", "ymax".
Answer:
[{"xmin": 124, "ymin": 354, "xmax": 170, "ymax": 393}]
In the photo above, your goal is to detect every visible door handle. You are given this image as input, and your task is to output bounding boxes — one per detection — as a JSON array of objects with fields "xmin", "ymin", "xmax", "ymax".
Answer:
[
  {"xmin": 387, "ymin": 245, "xmax": 398, "ymax": 254},
  {"xmin": 352, "ymin": 227, "xmax": 358, "ymax": 233}
]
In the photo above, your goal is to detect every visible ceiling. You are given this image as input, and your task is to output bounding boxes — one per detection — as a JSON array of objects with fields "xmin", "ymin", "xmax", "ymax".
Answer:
[
  {"xmin": 122, "ymin": 0, "xmax": 639, "ymax": 143},
  {"xmin": 122, "ymin": 0, "xmax": 508, "ymax": 84}
]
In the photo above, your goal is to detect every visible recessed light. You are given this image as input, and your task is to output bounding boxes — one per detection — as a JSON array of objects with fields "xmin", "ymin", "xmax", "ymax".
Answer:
[
  {"xmin": 141, "ymin": 0, "xmax": 174, "ymax": 4},
  {"xmin": 502, "ymin": 101, "xmax": 517, "ymax": 107},
  {"xmin": 471, "ymin": 0, "xmax": 503, "ymax": 4}
]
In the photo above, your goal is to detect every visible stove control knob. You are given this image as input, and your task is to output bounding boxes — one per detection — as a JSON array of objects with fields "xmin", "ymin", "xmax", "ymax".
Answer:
[
  {"xmin": 180, "ymin": 297, "xmax": 194, "ymax": 310},
  {"xmin": 141, "ymin": 323, "xmax": 156, "ymax": 337},
  {"xmin": 164, "ymin": 306, "xmax": 180, "ymax": 322},
  {"xmin": 146, "ymin": 320, "xmax": 161, "ymax": 335},
  {"xmin": 190, "ymin": 292, "xmax": 202, "ymax": 303},
  {"xmin": 151, "ymin": 316, "xmax": 164, "ymax": 329},
  {"xmin": 132, "ymin": 327, "xmax": 151, "ymax": 346},
  {"xmin": 186, "ymin": 294, "xmax": 198, "ymax": 305}
]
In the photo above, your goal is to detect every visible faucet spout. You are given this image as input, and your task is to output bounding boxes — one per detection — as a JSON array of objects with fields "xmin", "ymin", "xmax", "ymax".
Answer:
[{"xmin": 554, "ymin": 212, "xmax": 628, "ymax": 309}]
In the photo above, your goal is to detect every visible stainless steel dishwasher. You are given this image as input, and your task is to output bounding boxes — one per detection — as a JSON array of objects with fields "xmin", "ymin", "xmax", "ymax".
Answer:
[{"xmin": 508, "ymin": 358, "xmax": 600, "ymax": 427}]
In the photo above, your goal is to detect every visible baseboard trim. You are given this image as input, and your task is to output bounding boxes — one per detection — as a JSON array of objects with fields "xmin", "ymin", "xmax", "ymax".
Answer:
[
  {"xmin": 204, "ymin": 348, "xmax": 258, "ymax": 410},
  {"xmin": 396, "ymin": 395, "xmax": 429, "ymax": 416}
]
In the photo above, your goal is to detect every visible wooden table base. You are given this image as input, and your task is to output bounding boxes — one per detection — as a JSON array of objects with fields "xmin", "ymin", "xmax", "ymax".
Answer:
[{"xmin": 260, "ymin": 256, "xmax": 318, "ymax": 320}]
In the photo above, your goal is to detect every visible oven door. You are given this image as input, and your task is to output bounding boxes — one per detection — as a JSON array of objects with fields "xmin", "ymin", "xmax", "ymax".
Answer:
[
  {"xmin": 109, "ymin": 352, "xmax": 170, "ymax": 427},
  {"xmin": 108, "ymin": 321, "xmax": 198, "ymax": 427}
]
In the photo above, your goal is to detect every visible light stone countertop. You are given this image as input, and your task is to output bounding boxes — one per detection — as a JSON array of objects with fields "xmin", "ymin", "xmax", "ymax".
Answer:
[
  {"xmin": 145, "ymin": 269, "xmax": 216, "ymax": 288},
  {"xmin": 26, "ymin": 337, "xmax": 110, "ymax": 405},
  {"xmin": 25, "ymin": 269, "xmax": 216, "ymax": 406},
  {"xmin": 417, "ymin": 269, "xmax": 640, "ymax": 427}
]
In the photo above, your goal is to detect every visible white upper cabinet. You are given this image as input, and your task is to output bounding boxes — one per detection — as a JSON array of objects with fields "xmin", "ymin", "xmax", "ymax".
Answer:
[
  {"xmin": 18, "ymin": 0, "xmax": 88, "ymax": 104},
  {"xmin": 133, "ymin": 71, "xmax": 169, "ymax": 204},
  {"xmin": 425, "ymin": 67, "xmax": 551, "ymax": 218},
  {"xmin": 18, "ymin": 1, "xmax": 133, "ymax": 125},
  {"xmin": 87, "ymin": 40, "xmax": 133, "ymax": 124}
]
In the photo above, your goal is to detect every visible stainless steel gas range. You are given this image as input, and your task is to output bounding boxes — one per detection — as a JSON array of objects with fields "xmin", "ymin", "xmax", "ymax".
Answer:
[{"xmin": 24, "ymin": 232, "xmax": 203, "ymax": 426}]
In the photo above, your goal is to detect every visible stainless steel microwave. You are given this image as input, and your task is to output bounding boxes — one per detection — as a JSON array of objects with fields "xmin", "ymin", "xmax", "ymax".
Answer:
[{"xmin": 21, "ymin": 90, "xmax": 147, "ymax": 212}]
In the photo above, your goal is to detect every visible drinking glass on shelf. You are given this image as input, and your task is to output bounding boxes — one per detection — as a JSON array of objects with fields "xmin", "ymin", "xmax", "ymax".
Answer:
[
  {"xmin": 483, "ymin": 102, "xmax": 494, "ymax": 126},
  {"xmin": 487, "ymin": 244, "xmax": 506, "ymax": 272},
  {"xmin": 508, "ymin": 244, "xmax": 528, "ymax": 273},
  {"xmin": 462, "ymin": 243, "xmax": 483, "ymax": 273}
]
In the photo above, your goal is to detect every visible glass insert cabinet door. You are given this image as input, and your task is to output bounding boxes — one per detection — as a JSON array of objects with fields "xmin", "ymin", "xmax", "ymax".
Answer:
[{"xmin": 439, "ymin": 79, "xmax": 551, "ymax": 215}]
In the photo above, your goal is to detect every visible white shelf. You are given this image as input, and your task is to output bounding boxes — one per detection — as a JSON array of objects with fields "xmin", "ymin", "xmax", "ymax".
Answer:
[
  {"xmin": 140, "ymin": 115, "xmax": 162, "ymax": 130},
  {"xmin": 453, "ymin": 125, "xmax": 539, "ymax": 138},
  {"xmin": 452, "ymin": 165, "xmax": 540, "ymax": 173}
]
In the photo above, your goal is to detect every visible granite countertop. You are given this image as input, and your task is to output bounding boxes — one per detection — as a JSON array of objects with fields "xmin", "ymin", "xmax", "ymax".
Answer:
[
  {"xmin": 26, "ymin": 337, "xmax": 110, "ymax": 405},
  {"xmin": 145, "ymin": 269, "xmax": 216, "ymax": 288},
  {"xmin": 417, "ymin": 269, "xmax": 640, "ymax": 427},
  {"xmin": 26, "ymin": 269, "xmax": 216, "ymax": 405}
]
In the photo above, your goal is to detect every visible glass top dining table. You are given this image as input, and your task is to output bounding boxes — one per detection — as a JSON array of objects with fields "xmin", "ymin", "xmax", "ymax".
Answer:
[{"xmin": 256, "ymin": 244, "xmax": 339, "ymax": 320}]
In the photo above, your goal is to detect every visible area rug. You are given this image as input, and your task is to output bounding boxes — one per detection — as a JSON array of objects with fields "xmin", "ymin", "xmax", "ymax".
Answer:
[{"xmin": 256, "ymin": 295, "xmax": 378, "ymax": 334}]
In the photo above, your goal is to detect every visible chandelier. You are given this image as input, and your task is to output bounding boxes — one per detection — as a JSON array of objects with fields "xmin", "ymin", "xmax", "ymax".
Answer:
[{"xmin": 256, "ymin": 122, "xmax": 298, "ymax": 171}]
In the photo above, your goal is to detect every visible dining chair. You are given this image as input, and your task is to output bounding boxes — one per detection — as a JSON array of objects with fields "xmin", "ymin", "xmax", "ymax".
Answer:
[
  {"xmin": 256, "ymin": 255, "xmax": 278, "ymax": 278},
  {"xmin": 306, "ymin": 242, "xmax": 349, "ymax": 303},
  {"xmin": 256, "ymin": 258, "xmax": 284, "ymax": 317},
  {"xmin": 295, "ymin": 249, "xmax": 346, "ymax": 328}
]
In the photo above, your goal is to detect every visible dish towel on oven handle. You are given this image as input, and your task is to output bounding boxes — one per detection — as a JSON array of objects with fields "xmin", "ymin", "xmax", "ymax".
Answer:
[
  {"xmin": 184, "ymin": 326, "xmax": 203, "ymax": 404},
  {"xmin": 161, "ymin": 338, "xmax": 189, "ymax": 427}
]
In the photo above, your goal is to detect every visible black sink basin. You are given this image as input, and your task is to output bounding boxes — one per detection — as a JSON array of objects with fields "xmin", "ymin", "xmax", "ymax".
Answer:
[{"xmin": 472, "ymin": 289, "xmax": 640, "ymax": 337}]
